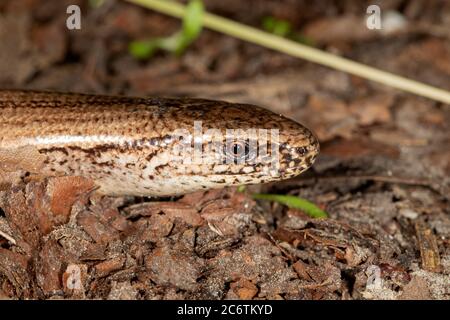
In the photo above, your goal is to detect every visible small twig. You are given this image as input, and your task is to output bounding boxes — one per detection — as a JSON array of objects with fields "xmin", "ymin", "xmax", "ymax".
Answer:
[
  {"xmin": 299, "ymin": 277, "xmax": 334, "ymax": 289},
  {"xmin": 414, "ymin": 220, "xmax": 442, "ymax": 273},
  {"xmin": 275, "ymin": 175, "xmax": 448, "ymax": 198},
  {"xmin": 0, "ymin": 229, "xmax": 16, "ymax": 245},
  {"xmin": 346, "ymin": 175, "xmax": 442, "ymax": 187},
  {"xmin": 347, "ymin": 175, "xmax": 446, "ymax": 196},
  {"xmin": 207, "ymin": 221, "xmax": 224, "ymax": 237},
  {"xmin": 266, "ymin": 232, "xmax": 295, "ymax": 261}
]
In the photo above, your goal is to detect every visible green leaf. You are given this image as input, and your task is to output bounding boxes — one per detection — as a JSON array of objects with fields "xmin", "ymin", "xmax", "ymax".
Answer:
[
  {"xmin": 183, "ymin": 0, "xmax": 204, "ymax": 41},
  {"xmin": 262, "ymin": 16, "xmax": 292, "ymax": 37},
  {"xmin": 159, "ymin": 32, "xmax": 184, "ymax": 52},
  {"xmin": 176, "ymin": 0, "xmax": 204, "ymax": 55},
  {"xmin": 89, "ymin": 0, "xmax": 106, "ymax": 8},
  {"xmin": 262, "ymin": 17, "xmax": 275, "ymax": 32},
  {"xmin": 262, "ymin": 16, "xmax": 314, "ymax": 46},
  {"xmin": 237, "ymin": 185, "xmax": 246, "ymax": 193},
  {"xmin": 129, "ymin": 40, "xmax": 160, "ymax": 59},
  {"xmin": 291, "ymin": 34, "xmax": 315, "ymax": 46},
  {"xmin": 252, "ymin": 193, "xmax": 328, "ymax": 219},
  {"xmin": 128, "ymin": 0, "xmax": 204, "ymax": 59}
]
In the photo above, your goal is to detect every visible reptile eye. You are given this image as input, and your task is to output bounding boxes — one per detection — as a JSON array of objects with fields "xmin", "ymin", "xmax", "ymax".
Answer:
[
  {"xmin": 232, "ymin": 142, "xmax": 247, "ymax": 157},
  {"xmin": 225, "ymin": 141, "xmax": 250, "ymax": 162},
  {"xmin": 232, "ymin": 143, "xmax": 244, "ymax": 156}
]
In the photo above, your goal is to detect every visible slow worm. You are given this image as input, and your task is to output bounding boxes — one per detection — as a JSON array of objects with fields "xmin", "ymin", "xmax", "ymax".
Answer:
[{"xmin": 0, "ymin": 90, "xmax": 319, "ymax": 196}]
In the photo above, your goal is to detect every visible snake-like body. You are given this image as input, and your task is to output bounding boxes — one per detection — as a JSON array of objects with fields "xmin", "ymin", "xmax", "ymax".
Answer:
[{"xmin": 0, "ymin": 90, "xmax": 319, "ymax": 196}]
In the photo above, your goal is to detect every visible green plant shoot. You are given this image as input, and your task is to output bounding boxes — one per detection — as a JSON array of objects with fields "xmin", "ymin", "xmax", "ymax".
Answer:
[
  {"xmin": 252, "ymin": 193, "xmax": 328, "ymax": 219},
  {"xmin": 129, "ymin": 0, "xmax": 204, "ymax": 59}
]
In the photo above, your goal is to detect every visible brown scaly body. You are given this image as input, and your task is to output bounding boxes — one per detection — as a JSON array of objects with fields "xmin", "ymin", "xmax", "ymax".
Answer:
[{"xmin": 0, "ymin": 90, "xmax": 319, "ymax": 196}]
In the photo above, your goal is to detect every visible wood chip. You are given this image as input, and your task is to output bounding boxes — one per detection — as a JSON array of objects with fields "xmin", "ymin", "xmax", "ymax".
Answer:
[{"xmin": 414, "ymin": 220, "xmax": 442, "ymax": 273}]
